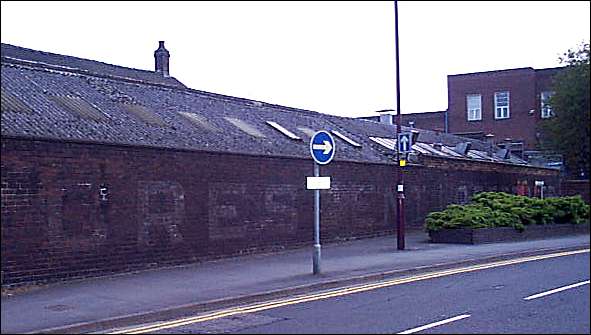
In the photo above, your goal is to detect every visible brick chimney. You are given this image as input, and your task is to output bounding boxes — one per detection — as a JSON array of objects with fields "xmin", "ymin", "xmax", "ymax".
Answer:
[{"xmin": 154, "ymin": 41, "xmax": 170, "ymax": 77}]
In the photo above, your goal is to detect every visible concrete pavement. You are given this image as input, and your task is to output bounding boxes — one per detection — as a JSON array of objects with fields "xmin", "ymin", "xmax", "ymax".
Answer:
[{"xmin": 1, "ymin": 231, "xmax": 589, "ymax": 334}]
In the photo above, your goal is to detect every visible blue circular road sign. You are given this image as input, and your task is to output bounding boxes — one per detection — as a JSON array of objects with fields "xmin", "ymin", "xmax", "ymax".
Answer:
[{"xmin": 310, "ymin": 131, "xmax": 335, "ymax": 165}]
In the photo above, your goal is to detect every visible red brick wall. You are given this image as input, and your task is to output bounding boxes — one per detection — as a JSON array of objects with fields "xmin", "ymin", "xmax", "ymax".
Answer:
[
  {"xmin": 401, "ymin": 112, "xmax": 447, "ymax": 132},
  {"xmin": 1, "ymin": 137, "xmax": 559, "ymax": 286},
  {"xmin": 447, "ymin": 67, "xmax": 564, "ymax": 150},
  {"xmin": 448, "ymin": 68, "xmax": 538, "ymax": 149}
]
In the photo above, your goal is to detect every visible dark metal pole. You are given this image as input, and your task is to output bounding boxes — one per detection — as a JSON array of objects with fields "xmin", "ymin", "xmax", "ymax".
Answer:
[{"xmin": 394, "ymin": 0, "xmax": 405, "ymax": 250}]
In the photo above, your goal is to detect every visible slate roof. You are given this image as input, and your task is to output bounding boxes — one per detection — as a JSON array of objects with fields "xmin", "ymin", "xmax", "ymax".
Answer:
[{"xmin": 1, "ymin": 43, "xmax": 530, "ymax": 167}]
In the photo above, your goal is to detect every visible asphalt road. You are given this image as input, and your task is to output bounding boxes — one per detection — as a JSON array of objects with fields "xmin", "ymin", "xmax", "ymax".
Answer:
[{"xmin": 122, "ymin": 251, "xmax": 590, "ymax": 334}]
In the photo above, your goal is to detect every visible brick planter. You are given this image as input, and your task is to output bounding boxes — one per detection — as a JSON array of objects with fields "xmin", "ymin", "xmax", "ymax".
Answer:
[{"xmin": 428, "ymin": 223, "xmax": 590, "ymax": 244}]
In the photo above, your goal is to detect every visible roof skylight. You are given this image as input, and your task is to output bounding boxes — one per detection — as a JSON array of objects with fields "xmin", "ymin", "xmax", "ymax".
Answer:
[
  {"xmin": 122, "ymin": 103, "xmax": 165, "ymax": 127},
  {"xmin": 266, "ymin": 121, "xmax": 301, "ymax": 140},
  {"xmin": 297, "ymin": 127, "xmax": 317, "ymax": 137},
  {"xmin": 1, "ymin": 89, "xmax": 33, "ymax": 114},
  {"xmin": 369, "ymin": 136, "xmax": 396, "ymax": 150},
  {"xmin": 331, "ymin": 130, "xmax": 361, "ymax": 147},
  {"xmin": 414, "ymin": 142, "xmax": 446, "ymax": 156},
  {"xmin": 224, "ymin": 117, "xmax": 266, "ymax": 138},
  {"xmin": 179, "ymin": 112, "xmax": 219, "ymax": 132},
  {"xmin": 49, "ymin": 95, "xmax": 107, "ymax": 121}
]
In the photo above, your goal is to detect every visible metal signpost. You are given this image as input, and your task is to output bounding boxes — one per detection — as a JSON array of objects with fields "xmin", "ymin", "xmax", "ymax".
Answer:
[
  {"xmin": 396, "ymin": 131, "xmax": 411, "ymax": 250},
  {"xmin": 308, "ymin": 131, "xmax": 335, "ymax": 274},
  {"xmin": 394, "ymin": 0, "xmax": 406, "ymax": 250}
]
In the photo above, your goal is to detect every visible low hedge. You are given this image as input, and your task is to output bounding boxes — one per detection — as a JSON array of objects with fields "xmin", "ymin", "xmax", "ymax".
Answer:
[{"xmin": 425, "ymin": 192, "xmax": 590, "ymax": 232}]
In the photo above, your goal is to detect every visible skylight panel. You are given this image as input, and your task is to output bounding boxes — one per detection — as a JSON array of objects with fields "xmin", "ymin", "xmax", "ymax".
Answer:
[
  {"xmin": 411, "ymin": 143, "xmax": 431, "ymax": 155},
  {"xmin": 439, "ymin": 145, "xmax": 465, "ymax": 157},
  {"xmin": 121, "ymin": 103, "xmax": 165, "ymax": 127},
  {"xmin": 468, "ymin": 150, "xmax": 494, "ymax": 161},
  {"xmin": 266, "ymin": 121, "xmax": 301, "ymax": 140},
  {"xmin": 1, "ymin": 90, "xmax": 34, "ymax": 114},
  {"xmin": 414, "ymin": 142, "xmax": 446, "ymax": 156},
  {"xmin": 466, "ymin": 150, "xmax": 488, "ymax": 160},
  {"xmin": 49, "ymin": 95, "xmax": 107, "ymax": 121},
  {"xmin": 297, "ymin": 127, "xmax": 317, "ymax": 137},
  {"xmin": 369, "ymin": 136, "xmax": 396, "ymax": 150},
  {"xmin": 178, "ymin": 112, "xmax": 219, "ymax": 132},
  {"xmin": 331, "ymin": 130, "xmax": 361, "ymax": 147},
  {"xmin": 224, "ymin": 117, "xmax": 266, "ymax": 138}
]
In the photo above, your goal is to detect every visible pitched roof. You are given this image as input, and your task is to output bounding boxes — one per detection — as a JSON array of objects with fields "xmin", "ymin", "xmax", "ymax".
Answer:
[
  {"xmin": 1, "ymin": 43, "xmax": 531, "ymax": 167},
  {"xmin": 1, "ymin": 43, "xmax": 186, "ymax": 88}
]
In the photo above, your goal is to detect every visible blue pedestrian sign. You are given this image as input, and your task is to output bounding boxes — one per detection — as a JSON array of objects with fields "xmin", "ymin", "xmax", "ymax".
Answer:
[
  {"xmin": 310, "ymin": 131, "xmax": 335, "ymax": 165},
  {"xmin": 398, "ymin": 132, "xmax": 412, "ymax": 153}
]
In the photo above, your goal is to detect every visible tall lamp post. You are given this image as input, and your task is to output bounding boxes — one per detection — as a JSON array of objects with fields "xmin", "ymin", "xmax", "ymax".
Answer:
[{"xmin": 394, "ymin": 0, "xmax": 405, "ymax": 250}]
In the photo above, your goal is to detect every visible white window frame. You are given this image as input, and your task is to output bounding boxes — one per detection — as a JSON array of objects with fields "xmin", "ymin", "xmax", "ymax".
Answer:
[
  {"xmin": 494, "ymin": 91, "xmax": 510, "ymax": 119},
  {"xmin": 466, "ymin": 94, "xmax": 482, "ymax": 121},
  {"xmin": 540, "ymin": 91, "xmax": 553, "ymax": 118}
]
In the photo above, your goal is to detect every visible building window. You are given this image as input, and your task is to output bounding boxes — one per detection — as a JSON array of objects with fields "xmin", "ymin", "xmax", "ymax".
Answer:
[
  {"xmin": 466, "ymin": 94, "xmax": 482, "ymax": 121},
  {"xmin": 494, "ymin": 91, "xmax": 510, "ymax": 119},
  {"xmin": 541, "ymin": 91, "xmax": 553, "ymax": 118}
]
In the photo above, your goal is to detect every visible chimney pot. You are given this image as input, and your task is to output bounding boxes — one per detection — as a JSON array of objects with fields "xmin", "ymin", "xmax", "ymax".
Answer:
[{"xmin": 154, "ymin": 41, "xmax": 170, "ymax": 77}]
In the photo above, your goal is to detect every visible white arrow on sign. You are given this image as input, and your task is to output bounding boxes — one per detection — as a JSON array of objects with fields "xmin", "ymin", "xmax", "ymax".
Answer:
[
  {"xmin": 312, "ymin": 141, "xmax": 333, "ymax": 155},
  {"xmin": 400, "ymin": 136, "xmax": 409, "ymax": 151}
]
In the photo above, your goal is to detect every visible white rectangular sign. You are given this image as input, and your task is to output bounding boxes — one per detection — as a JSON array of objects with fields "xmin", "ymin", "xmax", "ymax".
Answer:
[
  {"xmin": 535, "ymin": 180, "xmax": 544, "ymax": 186},
  {"xmin": 307, "ymin": 176, "xmax": 331, "ymax": 190}
]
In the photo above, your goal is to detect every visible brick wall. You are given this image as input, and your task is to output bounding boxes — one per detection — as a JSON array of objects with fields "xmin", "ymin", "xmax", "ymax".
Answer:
[
  {"xmin": 560, "ymin": 179, "xmax": 590, "ymax": 204},
  {"xmin": 447, "ymin": 67, "xmax": 565, "ymax": 151},
  {"xmin": 401, "ymin": 111, "xmax": 447, "ymax": 132},
  {"xmin": 1, "ymin": 137, "xmax": 560, "ymax": 287},
  {"xmin": 448, "ymin": 68, "xmax": 538, "ymax": 149}
]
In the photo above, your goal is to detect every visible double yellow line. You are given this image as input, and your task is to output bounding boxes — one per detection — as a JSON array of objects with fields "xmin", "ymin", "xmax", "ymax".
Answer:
[{"xmin": 110, "ymin": 248, "xmax": 589, "ymax": 334}]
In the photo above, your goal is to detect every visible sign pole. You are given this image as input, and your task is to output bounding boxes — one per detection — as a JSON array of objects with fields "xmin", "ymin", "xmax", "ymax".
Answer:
[
  {"xmin": 313, "ymin": 162, "xmax": 321, "ymax": 274},
  {"xmin": 394, "ymin": 0, "xmax": 405, "ymax": 250},
  {"xmin": 309, "ymin": 130, "xmax": 334, "ymax": 275}
]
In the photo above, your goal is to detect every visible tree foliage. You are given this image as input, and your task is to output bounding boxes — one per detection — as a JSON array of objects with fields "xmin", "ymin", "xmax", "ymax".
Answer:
[{"xmin": 539, "ymin": 41, "xmax": 590, "ymax": 179}]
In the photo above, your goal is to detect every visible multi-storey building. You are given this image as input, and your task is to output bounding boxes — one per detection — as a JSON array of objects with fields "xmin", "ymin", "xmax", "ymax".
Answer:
[
  {"xmin": 447, "ymin": 66, "xmax": 564, "ymax": 160},
  {"xmin": 362, "ymin": 67, "xmax": 565, "ymax": 165}
]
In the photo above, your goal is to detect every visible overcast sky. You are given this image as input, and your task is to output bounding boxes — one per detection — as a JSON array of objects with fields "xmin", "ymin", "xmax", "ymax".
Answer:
[{"xmin": 1, "ymin": 1, "xmax": 590, "ymax": 118}]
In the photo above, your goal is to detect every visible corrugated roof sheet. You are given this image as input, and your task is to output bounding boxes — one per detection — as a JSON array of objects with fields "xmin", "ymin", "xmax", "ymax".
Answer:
[
  {"xmin": 48, "ymin": 95, "xmax": 108, "ymax": 122},
  {"xmin": 178, "ymin": 112, "xmax": 220, "ymax": 132},
  {"xmin": 1, "ymin": 89, "xmax": 34, "ymax": 113},
  {"xmin": 1, "ymin": 43, "xmax": 186, "ymax": 88},
  {"xmin": 121, "ymin": 103, "xmax": 165, "ymax": 127},
  {"xmin": 224, "ymin": 117, "xmax": 266, "ymax": 138},
  {"xmin": 1, "ymin": 43, "xmax": 533, "ymax": 167}
]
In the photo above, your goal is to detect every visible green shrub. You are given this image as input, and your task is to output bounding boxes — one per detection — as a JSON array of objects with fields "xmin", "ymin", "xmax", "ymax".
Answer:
[{"xmin": 425, "ymin": 192, "xmax": 590, "ymax": 232}]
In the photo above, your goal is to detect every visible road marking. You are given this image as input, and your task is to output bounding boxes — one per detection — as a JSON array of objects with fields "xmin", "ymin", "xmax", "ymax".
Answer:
[
  {"xmin": 109, "ymin": 248, "xmax": 589, "ymax": 334},
  {"xmin": 524, "ymin": 280, "xmax": 590, "ymax": 301},
  {"xmin": 397, "ymin": 314, "xmax": 471, "ymax": 334}
]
